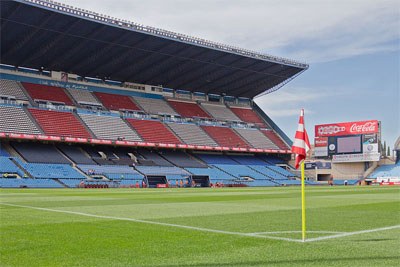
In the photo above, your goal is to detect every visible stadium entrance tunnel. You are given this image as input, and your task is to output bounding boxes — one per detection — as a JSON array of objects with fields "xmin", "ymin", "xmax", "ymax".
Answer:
[
  {"xmin": 192, "ymin": 175, "xmax": 210, "ymax": 187},
  {"xmin": 146, "ymin": 176, "xmax": 167, "ymax": 188},
  {"xmin": 317, "ymin": 174, "xmax": 331, "ymax": 181}
]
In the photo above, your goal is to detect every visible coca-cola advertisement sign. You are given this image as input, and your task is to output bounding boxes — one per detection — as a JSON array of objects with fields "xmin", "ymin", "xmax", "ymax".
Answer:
[{"xmin": 315, "ymin": 120, "xmax": 379, "ymax": 137}]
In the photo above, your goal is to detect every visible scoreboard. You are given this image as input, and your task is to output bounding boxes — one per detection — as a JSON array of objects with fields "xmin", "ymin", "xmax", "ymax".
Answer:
[{"xmin": 314, "ymin": 120, "xmax": 381, "ymax": 162}]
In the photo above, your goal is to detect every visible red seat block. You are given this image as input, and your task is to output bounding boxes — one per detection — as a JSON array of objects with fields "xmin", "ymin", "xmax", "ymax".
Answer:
[
  {"xmin": 230, "ymin": 107, "xmax": 265, "ymax": 126},
  {"xmin": 167, "ymin": 100, "xmax": 211, "ymax": 119},
  {"xmin": 201, "ymin": 125, "xmax": 250, "ymax": 148},
  {"xmin": 261, "ymin": 130, "xmax": 289, "ymax": 150},
  {"xmin": 29, "ymin": 108, "xmax": 92, "ymax": 139},
  {"xmin": 126, "ymin": 119, "xmax": 182, "ymax": 144},
  {"xmin": 94, "ymin": 92, "xmax": 141, "ymax": 111},
  {"xmin": 22, "ymin": 82, "xmax": 74, "ymax": 105}
]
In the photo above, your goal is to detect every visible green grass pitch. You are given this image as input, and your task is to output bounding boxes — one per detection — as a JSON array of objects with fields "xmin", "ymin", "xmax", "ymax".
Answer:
[{"xmin": 0, "ymin": 186, "xmax": 399, "ymax": 266}]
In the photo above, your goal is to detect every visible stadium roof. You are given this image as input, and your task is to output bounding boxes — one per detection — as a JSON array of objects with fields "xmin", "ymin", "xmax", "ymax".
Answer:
[{"xmin": 0, "ymin": 0, "xmax": 308, "ymax": 98}]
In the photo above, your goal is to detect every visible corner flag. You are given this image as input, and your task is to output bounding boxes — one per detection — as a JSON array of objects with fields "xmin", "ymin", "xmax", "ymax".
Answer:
[
  {"xmin": 292, "ymin": 109, "xmax": 311, "ymax": 169},
  {"xmin": 292, "ymin": 109, "xmax": 311, "ymax": 242}
]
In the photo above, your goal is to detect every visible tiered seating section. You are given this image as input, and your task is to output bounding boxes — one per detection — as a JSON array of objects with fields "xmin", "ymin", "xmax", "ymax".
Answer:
[
  {"xmin": 167, "ymin": 99, "xmax": 211, "ymax": 118},
  {"xmin": 201, "ymin": 126, "xmax": 250, "ymax": 148},
  {"xmin": 67, "ymin": 88, "xmax": 102, "ymax": 106},
  {"xmin": 200, "ymin": 103, "xmax": 240, "ymax": 121},
  {"xmin": 160, "ymin": 150, "xmax": 206, "ymax": 168},
  {"xmin": 197, "ymin": 154, "xmax": 299, "ymax": 186},
  {"xmin": 0, "ymin": 78, "xmax": 289, "ymax": 152},
  {"xmin": 136, "ymin": 166, "xmax": 191, "ymax": 183},
  {"xmin": 18, "ymin": 161, "xmax": 85, "ymax": 179},
  {"xmin": 22, "ymin": 82, "xmax": 74, "ymax": 105},
  {"xmin": 368, "ymin": 162, "xmax": 400, "ymax": 178},
  {"xmin": 1, "ymin": 142, "xmax": 297, "ymax": 188},
  {"xmin": 28, "ymin": 108, "xmax": 92, "ymax": 139},
  {"xmin": 136, "ymin": 148, "xmax": 173, "ymax": 166},
  {"xmin": 1, "ymin": 178, "xmax": 63, "ymax": 188},
  {"xmin": 261, "ymin": 130, "xmax": 289, "ymax": 150},
  {"xmin": 78, "ymin": 164, "xmax": 143, "ymax": 180},
  {"xmin": 0, "ymin": 157, "xmax": 24, "ymax": 177},
  {"xmin": 78, "ymin": 113, "xmax": 142, "ymax": 141},
  {"xmin": 234, "ymin": 128, "xmax": 279, "ymax": 150},
  {"xmin": 94, "ymin": 92, "xmax": 141, "ymax": 111},
  {"xmin": 186, "ymin": 167, "xmax": 235, "ymax": 182},
  {"xmin": 126, "ymin": 119, "xmax": 181, "ymax": 144},
  {"xmin": 230, "ymin": 107, "xmax": 266, "ymax": 126},
  {"xmin": 0, "ymin": 79, "xmax": 28, "ymax": 100},
  {"xmin": 12, "ymin": 142, "xmax": 69, "ymax": 163},
  {"xmin": 57, "ymin": 145, "xmax": 96, "ymax": 164},
  {"xmin": 0, "ymin": 106, "xmax": 42, "ymax": 135},
  {"xmin": 167, "ymin": 123, "xmax": 217, "ymax": 147},
  {"xmin": 133, "ymin": 96, "xmax": 177, "ymax": 115}
]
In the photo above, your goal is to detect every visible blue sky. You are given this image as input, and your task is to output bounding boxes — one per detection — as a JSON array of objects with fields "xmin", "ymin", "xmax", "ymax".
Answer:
[
  {"xmin": 58, "ymin": 0, "xmax": 400, "ymax": 147},
  {"xmin": 255, "ymin": 50, "xmax": 399, "ymax": 148}
]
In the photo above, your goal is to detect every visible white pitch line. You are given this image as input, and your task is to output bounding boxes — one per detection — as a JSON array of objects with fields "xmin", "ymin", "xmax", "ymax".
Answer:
[
  {"xmin": 304, "ymin": 225, "xmax": 400, "ymax": 242},
  {"xmin": 3, "ymin": 203, "xmax": 398, "ymax": 243},
  {"xmin": 251, "ymin": 230, "xmax": 345, "ymax": 235},
  {"xmin": 0, "ymin": 203, "xmax": 302, "ymax": 243}
]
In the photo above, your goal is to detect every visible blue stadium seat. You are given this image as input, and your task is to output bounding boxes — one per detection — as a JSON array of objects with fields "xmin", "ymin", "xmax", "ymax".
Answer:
[
  {"xmin": 16, "ymin": 161, "xmax": 86, "ymax": 179},
  {"xmin": 368, "ymin": 164, "xmax": 400, "ymax": 178},
  {"xmin": 0, "ymin": 178, "xmax": 63, "ymax": 188},
  {"xmin": 0, "ymin": 157, "xmax": 25, "ymax": 177}
]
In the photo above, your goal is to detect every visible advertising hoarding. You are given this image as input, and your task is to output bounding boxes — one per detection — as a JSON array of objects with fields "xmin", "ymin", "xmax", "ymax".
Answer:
[
  {"xmin": 314, "ymin": 120, "xmax": 380, "ymax": 162},
  {"xmin": 315, "ymin": 120, "xmax": 379, "ymax": 137}
]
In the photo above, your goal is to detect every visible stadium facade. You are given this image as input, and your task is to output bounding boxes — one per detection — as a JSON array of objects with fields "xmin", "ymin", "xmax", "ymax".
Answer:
[{"xmin": 1, "ymin": 0, "xmax": 315, "ymax": 188}]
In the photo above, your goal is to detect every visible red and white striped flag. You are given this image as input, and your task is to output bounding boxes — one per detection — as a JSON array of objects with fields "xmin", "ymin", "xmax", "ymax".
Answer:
[{"xmin": 292, "ymin": 109, "xmax": 311, "ymax": 169}]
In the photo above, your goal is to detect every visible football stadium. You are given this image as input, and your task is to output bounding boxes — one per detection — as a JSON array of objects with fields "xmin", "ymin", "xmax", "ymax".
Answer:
[{"xmin": 0, "ymin": 0, "xmax": 399, "ymax": 266}]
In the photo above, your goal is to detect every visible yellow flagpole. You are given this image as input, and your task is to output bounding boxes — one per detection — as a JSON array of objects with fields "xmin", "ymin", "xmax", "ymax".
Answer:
[{"xmin": 301, "ymin": 160, "xmax": 306, "ymax": 242}]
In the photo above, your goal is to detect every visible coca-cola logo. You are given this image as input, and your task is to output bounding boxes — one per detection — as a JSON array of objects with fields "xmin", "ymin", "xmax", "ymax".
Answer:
[
  {"xmin": 317, "ymin": 125, "xmax": 345, "ymax": 136},
  {"xmin": 350, "ymin": 122, "xmax": 377, "ymax": 133},
  {"xmin": 317, "ymin": 120, "xmax": 378, "ymax": 136}
]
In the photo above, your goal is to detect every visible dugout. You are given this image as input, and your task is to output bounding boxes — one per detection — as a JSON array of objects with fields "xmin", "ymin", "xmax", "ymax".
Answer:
[
  {"xmin": 146, "ymin": 175, "xmax": 167, "ymax": 188},
  {"xmin": 191, "ymin": 175, "xmax": 210, "ymax": 187}
]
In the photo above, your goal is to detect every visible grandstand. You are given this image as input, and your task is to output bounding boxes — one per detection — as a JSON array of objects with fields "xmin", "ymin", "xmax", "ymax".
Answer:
[
  {"xmin": 368, "ymin": 162, "xmax": 400, "ymax": 180},
  {"xmin": 0, "ymin": 0, "xmax": 309, "ymax": 188},
  {"xmin": 1, "ymin": 2, "xmax": 399, "ymax": 267},
  {"xmin": 0, "ymin": 0, "xmax": 391, "ymax": 189}
]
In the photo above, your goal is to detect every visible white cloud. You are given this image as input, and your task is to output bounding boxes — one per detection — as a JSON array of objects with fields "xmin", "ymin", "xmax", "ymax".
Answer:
[
  {"xmin": 14, "ymin": 0, "xmax": 398, "ymax": 146},
  {"xmin": 57, "ymin": 0, "xmax": 400, "ymax": 63},
  {"xmin": 258, "ymin": 108, "xmax": 313, "ymax": 118},
  {"xmin": 255, "ymin": 88, "xmax": 323, "ymax": 105},
  {"xmin": 253, "ymin": 84, "xmax": 358, "ymax": 118}
]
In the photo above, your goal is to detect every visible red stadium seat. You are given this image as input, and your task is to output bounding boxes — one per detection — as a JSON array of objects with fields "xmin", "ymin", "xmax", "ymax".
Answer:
[
  {"xmin": 201, "ymin": 125, "xmax": 251, "ymax": 148},
  {"xmin": 126, "ymin": 119, "xmax": 182, "ymax": 144},
  {"xmin": 22, "ymin": 82, "xmax": 74, "ymax": 105},
  {"xmin": 29, "ymin": 108, "xmax": 92, "ymax": 139},
  {"xmin": 94, "ymin": 92, "xmax": 141, "ymax": 111},
  {"xmin": 167, "ymin": 100, "xmax": 211, "ymax": 119},
  {"xmin": 230, "ymin": 107, "xmax": 266, "ymax": 126},
  {"xmin": 261, "ymin": 130, "xmax": 289, "ymax": 150}
]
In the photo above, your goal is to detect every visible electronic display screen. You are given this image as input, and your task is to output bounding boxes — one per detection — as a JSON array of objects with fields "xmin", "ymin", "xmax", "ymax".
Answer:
[{"xmin": 336, "ymin": 135, "xmax": 362, "ymax": 154}]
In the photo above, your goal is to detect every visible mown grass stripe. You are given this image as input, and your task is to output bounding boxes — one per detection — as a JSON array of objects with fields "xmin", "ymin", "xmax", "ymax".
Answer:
[
  {"xmin": 304, "ymin": 225, "xmax": 400, "ymax": 242},
  {"xmin": 0, "ymin": 202, "xmax": 302, "ymax": 243}
]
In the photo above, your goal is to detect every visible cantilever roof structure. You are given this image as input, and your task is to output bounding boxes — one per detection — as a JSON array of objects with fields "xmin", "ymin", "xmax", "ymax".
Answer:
[{"xmin": 0, "ymin": 0, "xmax": 308, "ymax": 98}]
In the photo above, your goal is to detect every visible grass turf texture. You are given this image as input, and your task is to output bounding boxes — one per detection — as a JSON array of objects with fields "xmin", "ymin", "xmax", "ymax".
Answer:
[{"xmin": 0, "ymin": 186, "xmax": 399, "ymax": 266}]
